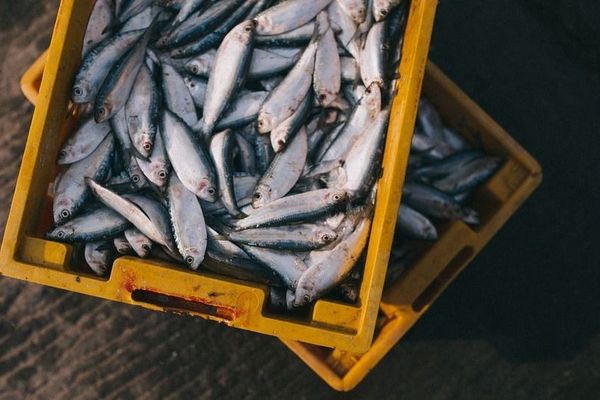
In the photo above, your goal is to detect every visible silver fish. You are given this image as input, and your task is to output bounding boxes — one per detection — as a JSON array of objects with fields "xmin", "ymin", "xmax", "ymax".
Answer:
[
  {"xmin": 270, "ymin": 92, "xmax": 312, "ymax": 152},
  {"xmin": 111, "ymin": 107, "xmax": 131, "ymax": 151},
  {"xmin": 86, "ymin": 178, "xmax": 173, "ymax": 247},
  {"xmin": 254, "ymin": 126, "xmax": 308, "ymax": 208},
  {"xmin": 257, "ymin": 36, "xmax": 318, "ymax": 134},
  {"xmin": 210, "ymin": 129, "xmax": 243, "ymax": 217},
  {"xmin": 47, "ymin": 205, "xmax": 130, "ymax": 242},
  {"xmin": 136, "ymin": 127, "xmax": 170, "ymax": 188},
  {"xmin": 254, "ymin": 22, "xmax": 314, "ymax": 46},
  {"xmin": 318, "ymin": 82, "xmax": 381, "ymax": 163},
  {"xmin": 124, "ymin": 227, "xmax": 153, "ymax": 257},
  {"xmin": 94, "ymin": 24, "xmax": 155, "ymax": 122},
  {"xmin": 432, "ymin": 156, "xmax": 502, "ymax": 194},
  {"xmin": 235, "ymin": 189, "xmax": 348, "ymax": 230},
  {"xmin": 396, "ymin": 204, "xmax": 438, "ymax": 240},
  {"xmin": 53, "ymin": 134, "xmax": 114, "ymax": 224},
  {"xmin": 328, "ymin": 0, "xmax": 361, "ymax": 60},
  {"xmin": 313, "ymin": 11, "xmax": 341, "ymax": 106},
  {"xmin": 234, "ymin": 134, "xmax": 257, "ymax": 175},
  {"xmin": 360, "ymin": 20, "xmax": 386, "ymax": 87},
  {"xmin": 340, "ymin": 109, "xmax": 389, "ymax": 196},
  {"xmin": 199, "ymin": 19, "xmax": 256, "ymax": 138},
  {"xmin": 254, "ymin": 0, "xmax": 332, "ymax": 35},
  {"xmin": 73, "ymin": 29, "xmax": 144, "ymax": 104},
  {"xmin": 161, "ymin": 62, "xmax": 198, "ymax": 126},
  {"xmin": 402, "ymin": 182, "xmax": 480, "ymax": 224},
  {"xmin": 227, "ymin": 224, "xmax": 338, "ymax": 251},
  {"xmin": 241, "ymin": 245, "xmax": 308, "ymax": 289},
  {"xmin": 215, "ymin": 91, "xmax": 268, "ymax": 130},
  {"xmin": 161, "ymin": 109, "xmax": 218, "ymax": 202},
  {"xmin": 57, "ymin": 119, "xmax": 111, "ymax": 165},
  {"xmin": 167, "ymin": 173, "xmax": 207, "ymax": 269},
  {"xmin": 294, "ymin": 214, "xmax": 371, "ymax": 306},
  {"xmin": 82, "ymin": 0, "xmax": 114, "ymax": 56},
  {"xmin": 85, "ymin": 241, "xmax": 113, "ymax": 276},
  {"xmin": 186, "ymin": 48, "xmax": 298, "ymax": 80},
  {"xmin": 126, "ymin": 64, "xmax": 159, "ymax": 158}
]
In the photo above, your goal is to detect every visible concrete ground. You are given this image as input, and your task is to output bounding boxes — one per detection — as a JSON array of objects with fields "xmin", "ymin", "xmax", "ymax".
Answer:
[{"xmin": 0, "ymin": 0, "xmax": 599, "ymax": 398}]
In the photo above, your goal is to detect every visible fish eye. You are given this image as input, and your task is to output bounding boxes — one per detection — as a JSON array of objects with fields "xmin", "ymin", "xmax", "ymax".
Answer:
[
  {"xmin": 319, "ymin": 94, "xmax": 327, "ymax": 101},
  {"xmin": 58, "ymin": 150, "xmax": 67, "ymax": 158},
  {"xmin": 73, "ymin": 86, "xmax": 83, "ymax": 96},
  {"xmin": 190, "ymin": 65, "xmax": 199, "ymax": 74},
  {"xmin": 207, "ymin": 187, "xmax": 216, "ymax": 195},
  {"xmin": 257, "ymin": 120, "xmax": 263, "ymax": 128},
  {"xmin": 158, "ymin": 170, "xmax": 167, "ymax": 179},
  {"xmin": 98, "ymin": 107, "xmax": 106, "ymax": 117},
  {"xmin": 303, "ymin": 294, "xmax": 310, "ymax": 304},
  {"xmin": 381, "ymin": 9, "xmax": 388, "ymax": 16},
  {"xmin": 333, "ymin": 194, "xmax": 341, "ymax": 201},
  {"xmin": 60, "ymin": 209, "xmax": 70, "ymax": 219},
  {"xmin": 132, "ymin": 175, "xmax": 140, "ymax": 183},
  {"xmin": 56, "ymin": 230, "xmax": 65, "ymax": 239},
  {"xmin": 253, "ymin": 192, "xmax": 261, "ymax": 199},
  {"xmin": 142, "ymin": 244, "xmax": 150, "ymax": 251},
  {"xmin": 277, "ymin": 139, "xmax": 285, "ymax": 147},
  {"xmin": 143, "ymin": 142, "xmax": 152, "ymax": 151},
  {"xmin": 321, "ymin": 234, "xmax": 331, "ymax": 241},
  {"xmin": 244, "ymin": 24, "xmax": 253, "ymax": 32},
  {"xmin": 190, "ymin": 82, "xmax": 196, "ymax": 88},
  {"xmin": 185, "ymin": 256, "xmax": 194, "ymax": 265}
]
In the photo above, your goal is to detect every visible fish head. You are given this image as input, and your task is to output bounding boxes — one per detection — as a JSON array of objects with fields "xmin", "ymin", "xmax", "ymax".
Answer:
[
  {"xmin": 314, "ymin": 228, "xmax": 338, "ymax": 246},
  {"xmin": 182, "ymin": 247, "xmax": 204, "ymax": 270},
  {"xmin": 373, "ymin": 0, "xmax": 394, "ymax": 22},
  {"xmin": 87, "ymin": 259, "xmax": 109, "ymax": 276},
  {"xmin": 72, "ymin": 80, "xmax": 92, "ymax": 103},
  {"xmin": 114, "ymin": 240, "xmax": 132, "ymax": 254},
  {"xmin": 53, "ymin": 197, "xmax": 75, "ymax": 224},
  {"xmin": 254, "ymin": 14, "xmax": 272, "ymax": 35},
  {"xmin": 185, "ymin": 59, "xmax": 210, "ymax": 76},
  {"xmin": 57, "ymin": 147, "xmax": 75, "ymax": 165},
  {"xmin": 251, "ymin": 184, "xmax": 271, "ymax": 208},
  {"xmin": 46, "ymin": 224, "xmax": 75, "ymax": 242},
  {"xmin": 133, "ymin": 133, "xmax": 154, "ymax": 158},
  {"xmin": 94, "ymin": 101, "xmax": 113, "ymax": 123},
  {"xmin": 316, "ymin": 88, "xmax": 336, "ymax": 108},
  {"xmin": 350, "ymin": 6, "xmax": 367, "ymax": 24},
  {"xmin": 256, "ymin": 111, "xmax": 274, "ymax": 134},
  {"xmin": 197, "ymin": 178, "xmax": 218, "ymax": 203},
  {"xmin": 151, "ymin": 164, "xmax": 170, "ymax": 188},
  {"xmin": 325, "ymin": 190, "xmax": 349, "ymax": 206},
  {"xmin": 235, "ymin": 19, "xmax": 257, "ymax": 42},
  {"xmin": 270, "ymin": 127, "xmax": 288, "ymax": 152},
  {"xmin": 293, "ymin": 279, "xmax": 317, "ymax": 307}
]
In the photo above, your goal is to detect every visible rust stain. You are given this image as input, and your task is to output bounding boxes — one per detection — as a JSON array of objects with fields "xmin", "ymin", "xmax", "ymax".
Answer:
[{"xmin": 122, "ymin": 270, "xmax": 136, "ymax": 293}]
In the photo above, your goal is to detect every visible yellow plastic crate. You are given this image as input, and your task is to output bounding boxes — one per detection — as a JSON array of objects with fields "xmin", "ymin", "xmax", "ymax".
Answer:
[
  {"xmin": 5, "ymin": 0, "xmax": 437, "ymax": 352},
  {"xmin": 280, "ymin": 62, "xmax": 543, "ymax": 390}
]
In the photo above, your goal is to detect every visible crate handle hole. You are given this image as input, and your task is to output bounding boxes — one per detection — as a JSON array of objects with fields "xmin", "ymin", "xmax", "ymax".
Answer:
[
  {"xmin": 131, "ymin": 289, "xmax": 236, "ymax": 321},
  {"xmin": 411, "ymin": 246, "xmax": 475, "ymax": 312}
]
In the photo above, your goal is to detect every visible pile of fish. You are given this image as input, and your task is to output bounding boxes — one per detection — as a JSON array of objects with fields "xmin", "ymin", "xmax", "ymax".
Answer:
[
  {"xmin": 47, "ymin": 0, "xmax": 409, "ymax": 309},
  {"xmin": 384, "ymin": 97, "xmax": 502, "ymax": 286}
]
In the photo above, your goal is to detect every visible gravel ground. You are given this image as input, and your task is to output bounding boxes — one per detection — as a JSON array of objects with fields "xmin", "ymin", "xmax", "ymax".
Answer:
[{"xmin": 0, "ymin": 1, "xmax": 598, "ymax": 399}]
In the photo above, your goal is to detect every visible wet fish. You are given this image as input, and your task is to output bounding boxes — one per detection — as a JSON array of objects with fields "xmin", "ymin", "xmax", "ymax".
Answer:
[
  {"xmin": 85, "ymin": 241, "xmax": 113, "ymax": 276},
  {"xmin": 167, "ymin": 173, "xmax": 207, "ymax": 269},
  {"xmin": 396, "ymin": 203, "xmax": 437, "ymax": 240},
  {"xmin": 57, "ymin": 119, "xmax": 111, "ymax": 165},
  {"xmin": 124, "ymin": 228, "xmax": 153, "ymax": 257},
  {"xmin": 47, "ymin": 205, "xmax": 130, "ymax": 242},
  {"xmin": 254, "ymin": 0, "xmax": 332, "ymax": 35},
  {"xmin": 199, "ymin": 19, "xmax": 256, "ymax": 138},
  {"xmin": 253, "ymin": 126, "xmax": 308, "ymax": 208},
  {"xmin": 210, "ymin": 129, "xmax": 243, "ymax": 217}
]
